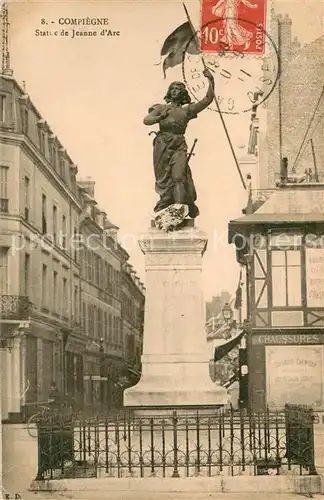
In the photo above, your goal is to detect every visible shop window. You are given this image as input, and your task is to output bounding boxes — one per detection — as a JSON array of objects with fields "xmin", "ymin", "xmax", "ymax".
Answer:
[{"xmin": 271, "ymin": 250, "xmax": 301, "ymax": 307}]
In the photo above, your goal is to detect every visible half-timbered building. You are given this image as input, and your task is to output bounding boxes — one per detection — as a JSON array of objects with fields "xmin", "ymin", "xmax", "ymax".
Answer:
[{"xmin": 229, "ymin": 182, "xmax": 324, "ymax": 411}]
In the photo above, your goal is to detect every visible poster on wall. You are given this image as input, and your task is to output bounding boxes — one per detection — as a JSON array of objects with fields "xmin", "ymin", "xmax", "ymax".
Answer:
[
  {"xmin": 266, "ymin": 345, "xmax": 324, "ymax": 409},
  {"xmin": 306, "ymin": 248, "xmax": 324, "ymax": 307}
]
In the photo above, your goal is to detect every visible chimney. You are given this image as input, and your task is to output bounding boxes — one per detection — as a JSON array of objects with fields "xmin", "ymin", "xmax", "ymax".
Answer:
[
  {"xmin": 292, "ymin": 35, "xmax": 301, "ymax": 53},
  {"xmin": 280, "ymin": 157, "xmax": 288, "ymax": 183},
  {"xmin": 278, "ymin": 13, "xmax": 293, "ymax": 63},
  {"xmin": 78, "ymin": 176, "xmax": 95, "ymax": 198}
]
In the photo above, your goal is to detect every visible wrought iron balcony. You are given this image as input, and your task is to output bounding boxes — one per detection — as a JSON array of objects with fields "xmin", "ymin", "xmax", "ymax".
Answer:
[{"xmin": 0, "ymin": 295, "xmax": 30, "ymax": 320}]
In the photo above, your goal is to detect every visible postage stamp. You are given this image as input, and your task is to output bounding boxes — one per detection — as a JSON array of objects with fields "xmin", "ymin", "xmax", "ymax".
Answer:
[
  {"xmin": 200, "ymin": 0, "xmax": 268, "ymax": 54},
  {"xmin": 182, "ymin": 18, "xmax": 279, "ymax": 115}
]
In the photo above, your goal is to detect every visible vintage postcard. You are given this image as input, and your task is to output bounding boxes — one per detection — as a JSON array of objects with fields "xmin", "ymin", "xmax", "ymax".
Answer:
[{"xmin": 0, "ymin": 0, "xmax": 323, "ymax": 498}]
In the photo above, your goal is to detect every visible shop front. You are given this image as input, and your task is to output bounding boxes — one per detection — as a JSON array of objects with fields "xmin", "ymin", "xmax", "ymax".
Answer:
[
  {"xmin": 228, "ymin": 183, "xmax": 324, "ymax": 412},
  {"xmin": 249, "ymin": 329, "xmax": 324, "ymax": 410}
]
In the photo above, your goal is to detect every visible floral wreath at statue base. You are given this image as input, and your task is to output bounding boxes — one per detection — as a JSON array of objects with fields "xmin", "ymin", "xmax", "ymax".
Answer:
[{"xmin": 154, "ymin": 204, "xmax": 190, "ymax": 232}]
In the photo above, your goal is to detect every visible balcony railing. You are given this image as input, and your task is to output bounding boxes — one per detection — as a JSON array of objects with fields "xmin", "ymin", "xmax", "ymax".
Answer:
[
  {"xmin": 0, "ymin": 295, "xmax": 30, "ymax": 320},
  {"xmin": 0, "ymin": 198, "xmax": 9, "ymax": 213}
]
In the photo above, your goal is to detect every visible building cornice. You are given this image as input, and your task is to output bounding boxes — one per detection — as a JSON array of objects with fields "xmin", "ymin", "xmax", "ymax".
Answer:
[
  {"xmin": 0, "ymin": 132, "xmax": 82, "ymax": 211},
  {"xmin": 122, "ymin": 270, "xmax": 145, "ymax": 299},
  {"xmin": 80, "ymin": 218, "xmax": 128, "ymax": 263}
]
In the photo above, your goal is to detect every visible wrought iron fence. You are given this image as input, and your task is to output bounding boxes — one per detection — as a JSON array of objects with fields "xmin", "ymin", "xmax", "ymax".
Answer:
[
  {"xmin": 285, "ymin": 404, "xmax": 316, "ymax": 474},
  {"xmin": 34, "ymin": 406, "xmax": 316, "ymax": 480}
]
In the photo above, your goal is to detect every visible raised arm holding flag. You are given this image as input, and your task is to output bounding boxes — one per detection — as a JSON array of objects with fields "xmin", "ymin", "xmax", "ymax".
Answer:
[{"xmin": 159, "ymin": 4, "xmax": 246, "ymax": 192}]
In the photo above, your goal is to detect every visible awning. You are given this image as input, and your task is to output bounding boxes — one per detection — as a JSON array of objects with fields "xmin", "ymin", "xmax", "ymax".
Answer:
[{"xmin": 214, "ymin": 329, "xmax": 246, "ymax": 362}]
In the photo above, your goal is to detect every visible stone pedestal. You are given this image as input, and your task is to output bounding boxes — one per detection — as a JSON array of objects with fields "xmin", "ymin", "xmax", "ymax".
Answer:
[
  {"xmin": 124, "ymin": 224, "xmax": 228, "ymax": 409},
  {"xmin": 2, "ymin": 423, "xmax": 38, "ymax": 493}
]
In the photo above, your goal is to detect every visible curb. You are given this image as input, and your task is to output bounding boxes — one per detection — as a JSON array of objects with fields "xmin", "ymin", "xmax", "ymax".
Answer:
[{"xmin": 30, "ymin": 475, "xmax": 324, "ymax": 494}]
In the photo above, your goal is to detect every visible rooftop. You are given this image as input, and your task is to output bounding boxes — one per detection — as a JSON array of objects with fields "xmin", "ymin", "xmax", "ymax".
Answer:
[{"xmin": 230, "ymin": 183, "xmax": 324, "ymax": 227}]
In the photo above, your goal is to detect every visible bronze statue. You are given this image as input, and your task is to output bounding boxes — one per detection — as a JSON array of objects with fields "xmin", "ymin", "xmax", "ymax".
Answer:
[{"xmin": 143, "ymin": 68, "xmax": 215, "ymax": 228}]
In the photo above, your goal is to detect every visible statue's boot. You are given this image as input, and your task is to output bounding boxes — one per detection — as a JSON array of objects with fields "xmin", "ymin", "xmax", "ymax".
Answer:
[
  {"xmin": 188, "ymin": 203, "xmax": 199, "ymax": 218},
  {"xmin": 173, "ymin": 181, "xmax": 186, "ymax": 205}
]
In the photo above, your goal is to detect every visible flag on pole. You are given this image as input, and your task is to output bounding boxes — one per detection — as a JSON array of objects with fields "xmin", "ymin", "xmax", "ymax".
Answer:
[
  {"xmin": 161, "ymin": 21, "xmax": 200, "ymax": 77},
  {"xmin": 234, "ymin": 267, "xmax": 243, "ymax": 310}
]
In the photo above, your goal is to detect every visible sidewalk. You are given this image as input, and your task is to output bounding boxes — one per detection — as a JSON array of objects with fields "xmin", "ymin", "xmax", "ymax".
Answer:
[{"xmin": 16, "ymin": 492, "xmax": 324, "ymax": 500}]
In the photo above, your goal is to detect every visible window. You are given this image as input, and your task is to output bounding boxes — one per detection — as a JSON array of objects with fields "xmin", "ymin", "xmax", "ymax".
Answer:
[
  {"xmin": 20, "ymin": 107, "xmax": 29, "ymax": 135},
  {"xmin": 108, "ymin": 264, "xmax": 113, "ymax": 293},
  {"xmin": 87, "ymin": 304, "xmax": 92, "ymax": 336},
  {"xmin": 113, "ymin": 316, "xmax": 117, "ymax": 344},
  {"xmin": 24, "ymin": 176, "xmax": 30, "ymax": 221},
  {"xmin": 82, "ymin": 301, "xmax": 86, "ymax": 332},
  {"xmin": 94, "ymin": 255, "xmax": 101, "ymax": 286},
  {"xmin": 73, "ymin": 227, "xmax": 78, "ymax": 262},
  {"xmin": 59, "ymin": 157, "xmax": 65, "ymax": 179},
  {"xmin": 24, "ymin": 253, "xmax": 30, "ymax": 297},
  {"xmin": 81, "ymin": 248, "xmax": 87, "ymax": 279},
  {"xmin": 108, "ymin": 313, "xmax": 112, "ymax": 340},
  {"xmin": 49, "ymin": 142, "xmax": 57, "ymax": 169},
  {"xmin": 0, "ymin": 95, "xmax": 6, "ymax": 122},
  {"xmin": 99, "ymin": 258, "xmax": 103, "ymax": 289},
  {"xmin": 70, "ymin": 173, "xmax": 76, "ymax": 191},
  {"xmin": 88, "ymin": 252, "xmax": 93, "ymax": 282},
  {"xmin": 117, "ymin": 318, "xmax": 121, "ymax": 345},
  {"xmin": 116, "ymin": 271, "xmax": 120, "ymax": 298},
  {"xmin": 53, "ymin": 270, "xmax": 58, "ymax": 313},
  {"xmin": 41, "ymin": 264, "xmax": 48, "ymax": 308},
  {"xmin": 62, "ymin": 277, "xmax": 68, "ymax": 317},
  {"xmin": 98, "ymin": 309, "xmax": 103, "ymax": 339},
  {"xmin": 112, "ymin": 268, "xmax": 116, "ymax": 296},
  {"xmin": 0, "ymin": 166, "xmax": 8, "ymax": 213},
  {"xmin": 0, "ymin": 247, "xmax": 8, "ymax": 294},
  {"xmin": 93, "ymin": 306, "xmax": 97, "ymax": 337},
  {"xmin": 52, "ymin": 205, "xmax": 57, "ymax": 243},
  {"xmin": 74, "ymin": 285, "xmax": 79, "ymax": 323},
  {"xmin": 104, "ymin": 311, "xmax": 108, "ymax": 341},
  {"xmin": 103, "ymin": 262, "xmax": 108, "ymax": 291},
  {"xmin": 41, "ymin": 194, "xmax": 47, "ymax": 234},
  {"xmin": 271, "ymin": 250, "xmax": 302, "ymax": 307},
  {"xmin": 24, "ymin": 108, "xmax": 29, "ymax": 135},
  {"xmin": 39, "ymin": 130, "xmax": 46, "ymax": 155},
  {"xmin": 62, "ymin": 214, "xmax": 67, "ymax": 250}
]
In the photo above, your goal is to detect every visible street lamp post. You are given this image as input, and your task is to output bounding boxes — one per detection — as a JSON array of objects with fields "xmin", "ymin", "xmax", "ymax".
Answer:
[
  {"xmin": 222, "ymin": 302, "xmax": 233, "ymax": 325},
  {"xmin": 221, "ymin": 302, "xmax": 248, "ymax": 409},
  {"xmin": 99, "ymin": 338, "xmax": 105, "ymax": 408},
  {"xmin": 238, "ymin": 325, "xmax": 249, "ymax": 410}
]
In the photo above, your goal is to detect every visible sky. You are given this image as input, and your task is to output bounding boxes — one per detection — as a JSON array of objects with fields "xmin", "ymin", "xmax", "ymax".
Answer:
[{"xmin": 5, "ymin": 0, "xmax": 323, "ymax": 301}]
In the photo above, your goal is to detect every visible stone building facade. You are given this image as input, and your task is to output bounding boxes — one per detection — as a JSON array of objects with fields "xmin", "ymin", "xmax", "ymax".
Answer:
[
  {"xmin": 0, "ymin": 73, "xmax": 145, "ymax": 420},
  {"xmin": 121, "ymin": 262, "xmax": 145, "ymax": 375},
  {"xmin": 259, "ymin": 12, "xmax": 324, "ymax": 188}
]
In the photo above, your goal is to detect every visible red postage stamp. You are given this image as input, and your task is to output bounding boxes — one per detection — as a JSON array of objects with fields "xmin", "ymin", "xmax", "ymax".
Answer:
[{"xmin": 200, "ymin": 0, "xmax": 267, "ymax": 54}]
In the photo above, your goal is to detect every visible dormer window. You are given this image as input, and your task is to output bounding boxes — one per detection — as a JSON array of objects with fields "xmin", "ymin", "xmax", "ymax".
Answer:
[
  {"xmin": 24, "ymin": 108, "xmax": 29, "ymax": 134},
  {"xmin": 19, "ymin": 106, "xmax": 29, "ymax": 135},
  {"xmin": 70, "ymin": 166, "xmax": 77, "ymax": 192},
  {"xmin": 59, "ymin": 151, "xmax": 66, "ymax": 179},
  {"xmin": 40, "ymin": 130, "xmax": 45, "ymax": 154},
  {"xmin": 37, "ymin": 120, "xmax": 47, "ymax": 156},
  {"xmin": 49, "ymin": 137, "xmax": 57, "ymax": 169}
]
